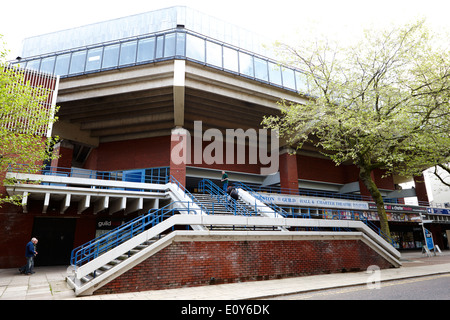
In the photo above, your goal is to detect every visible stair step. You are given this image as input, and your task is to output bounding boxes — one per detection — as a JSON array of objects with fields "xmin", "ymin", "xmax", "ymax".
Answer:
[
  {"xmin": 207, "ymin": 225, "xmax": 281, "ymax": 231},
  {"xmin": 77, "ymin": 236, "xmax": 166, "ymax": 286},
  {"xmin": 192, "ymin": 192, "xmax": 258, "ymax": 216},
  {"xmin": 74, "ymin": 192, "xmax": 263, "ymax": 290}
]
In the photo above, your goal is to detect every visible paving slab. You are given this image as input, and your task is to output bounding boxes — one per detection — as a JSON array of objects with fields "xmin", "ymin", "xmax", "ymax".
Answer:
[{"xmin": 1, "ymin": 250, "xmax": 449, "ymax": 300}]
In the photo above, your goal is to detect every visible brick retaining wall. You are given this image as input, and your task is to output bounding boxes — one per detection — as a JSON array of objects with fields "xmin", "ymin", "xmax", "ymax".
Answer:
[{"xmin": 94, "ymin": 239, "xmax": 393, "ymax": 295}]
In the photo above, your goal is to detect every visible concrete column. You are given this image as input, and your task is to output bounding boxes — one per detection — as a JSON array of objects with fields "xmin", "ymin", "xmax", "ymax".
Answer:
[
  {"xmin": 170, "ymin": 127, "xmax": 189, "ymax": 187},
  {"xmin": 173, "ymin": 60, "xmax": 185, "ymax": 127},
  {"xmin": 413, "ymin": 174, "xmax": 430, "ymax": 205},
  {"xmin": 279, "ymin": 147, "xmax": 298, "ymax": 194}
]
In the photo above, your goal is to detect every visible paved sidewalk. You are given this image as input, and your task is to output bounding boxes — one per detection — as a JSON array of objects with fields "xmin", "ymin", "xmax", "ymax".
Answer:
[{"xmin": 1, "ymin": 250, "xmax": 449, "ymax": 300}]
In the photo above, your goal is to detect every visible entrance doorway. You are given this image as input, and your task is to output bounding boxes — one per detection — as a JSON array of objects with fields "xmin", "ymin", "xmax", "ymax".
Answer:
[{"xmin": 31, "ymin": 217, "xmax": 76, "ymax": 266}]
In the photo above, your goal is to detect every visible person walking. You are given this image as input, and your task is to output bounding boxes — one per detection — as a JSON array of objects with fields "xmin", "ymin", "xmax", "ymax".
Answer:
[
  {"xmin": 221, "ymin": 171, "xmax": 228, "ymax": 192},
  {"xmin": 20, "ymin": 237, "xmax": 38, "ymax": 275}
]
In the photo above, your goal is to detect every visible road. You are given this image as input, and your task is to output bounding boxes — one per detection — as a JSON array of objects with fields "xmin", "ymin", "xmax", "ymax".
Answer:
[{"xmin": 267, "ymin": 273, "xmax": 450, "ymax": 300}]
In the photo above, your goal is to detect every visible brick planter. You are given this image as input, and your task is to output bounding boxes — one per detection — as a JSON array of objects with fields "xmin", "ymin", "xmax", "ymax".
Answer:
[{"xmin": 94, "ymin": 238, "xmax": 393, "ymax": 295}]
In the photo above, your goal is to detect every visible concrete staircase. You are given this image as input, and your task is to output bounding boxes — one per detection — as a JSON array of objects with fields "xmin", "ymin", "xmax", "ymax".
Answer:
[
  {"xmin": 192, "ymin": 192, "xmax": 283, "ymax": 231},
  {"xmin": 66, "ymin": 180, "xmax": 402, "ymax": 297},
  {"xmin": 192, "ymin": 192, "xmax": 257, "ymax": 216},
  {"xmin": 74, "ymin": 237, "xmax": 161, "ymax": 285}
]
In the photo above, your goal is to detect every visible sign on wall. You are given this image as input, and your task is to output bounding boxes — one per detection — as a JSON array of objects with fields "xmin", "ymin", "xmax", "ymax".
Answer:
[
  {"xmin": 427, "ymin": 207, "xmax": 450, "ymax": 215},
  {"xmin": 257, "ymin": 194, "xmax": 369, "ymax": 210}
]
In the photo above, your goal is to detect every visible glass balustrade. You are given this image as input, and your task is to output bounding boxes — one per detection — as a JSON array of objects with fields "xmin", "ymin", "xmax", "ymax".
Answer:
[{"xmin": 13, "ymin": 29, "xmax": 309, "ymax": 94}]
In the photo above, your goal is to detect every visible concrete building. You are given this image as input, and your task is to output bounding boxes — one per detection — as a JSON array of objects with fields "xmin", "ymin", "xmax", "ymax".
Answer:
[
  {"xmin": 2, "ymin": 6, "xmax": 448, "ymax": 295},
  {"xmin": 423, "ymin": 165, "xmax": 450, "ymax": 207}
]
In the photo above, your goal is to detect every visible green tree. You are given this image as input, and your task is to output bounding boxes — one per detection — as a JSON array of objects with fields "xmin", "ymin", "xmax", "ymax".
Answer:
[
  {"xmin": 263, "ymin": 20, "xmax": 450, "ymax": 239},
  {"xmin": 0, "ymin": 36, "xmax": 59, "ymax": 206}
]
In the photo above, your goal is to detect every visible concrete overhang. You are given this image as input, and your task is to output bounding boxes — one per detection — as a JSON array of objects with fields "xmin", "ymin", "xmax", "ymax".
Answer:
[
  {"xmin": 5, "ymin": 172, "xmax": 168, "ymax": 215},
  {"xmin": 54, "ymin": 59, "xmax": 308, "ymax": 144}
]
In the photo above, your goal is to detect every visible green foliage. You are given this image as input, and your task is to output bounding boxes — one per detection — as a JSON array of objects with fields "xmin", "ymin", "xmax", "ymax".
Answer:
[
  {"xmin": 263, "ymin": 20, "xmax": 450, "ymax": 237},
  {"xmin": 0, "ymin": 35, "xmax": 59, "ymax": 206}
]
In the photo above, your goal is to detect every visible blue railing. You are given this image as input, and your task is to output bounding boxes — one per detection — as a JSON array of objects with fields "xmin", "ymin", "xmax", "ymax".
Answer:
[
  {"xmin": 70, "ymin": 176, "xmax": 398, "ymax": 268},
  {"xmin": 234, "ymin": 181, "xmax": 287, "ymax": 218},
  {"xmin": 237, "ymin": 182, "xmax": 422, "ymax": 205},
  {"xmin": 70, "ymin": 200, "xmax": 201, "ymax": 267},
  {"xmin": 169, "ymin": 175, "xmax": 213, "ymax": 215},
  {"xmin": 280, "ymin": 206, "xmax": 398, "ymax": 246},
  {"xmin": 8, "ymin": 164, "xmax": 170, "ymax": 188},
  {"xmin": 235, "ymin": 182, "xmax": 397, "ymax": 247},
  {"xmin": 198, "ymin": 179, "xmax": 258, "ymax": 216}
]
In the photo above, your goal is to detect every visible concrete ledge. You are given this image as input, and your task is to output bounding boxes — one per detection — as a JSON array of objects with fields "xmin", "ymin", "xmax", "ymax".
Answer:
[{"xmin": 89, "ymin": 231, "xmax": 397, "ymax": 295}]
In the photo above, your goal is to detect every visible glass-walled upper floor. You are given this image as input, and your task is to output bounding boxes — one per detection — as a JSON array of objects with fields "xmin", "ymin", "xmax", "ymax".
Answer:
[{"xmin": 12, "ymin": 28, "xmax": 309, "ymax": 95}]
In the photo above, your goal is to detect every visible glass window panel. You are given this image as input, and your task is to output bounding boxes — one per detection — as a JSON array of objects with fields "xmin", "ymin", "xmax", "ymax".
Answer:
[
  {"xmin": 102, "ymin": 44, "xmax": 119, "ymax": 69},
  {"xmin": 186, "ymin": 34, "xmax": 205, "ymax": 62},
  {"xmin": 69, "ymin": 50, "xmax": 87, "ymax": 74},
  {"xmin": 164, "ymin": 33, "xmax": 176, "ymax": 57},
  {"xmin": 268, "ymin": 62, "xmax": 282, "ymax": 86},
  {"xmin": 176, "ymin": 32, "xmax": 185, "ymax": 56},
  {"xmin": 85, "ymin": 47, "xmax": 103, "ymax": 72},
  {"xmin": 119, "ymin": 41, "xmax": 136, "ymax": 66},
  {"xmin": 137, "ymin": 37, "xmax": 155, "ymax": 63},
  {"xmin": 282, "ymin": 67, "xmax": 296, "ymax": 90},
  {"xmin": 223, "ymin": 46, "xmax": 238, "ymax": 72},
  {"xmin": 295, "ymin": 71, "xmax": 309, "ymax": 93},
  {"xmin": 54, "ymin": 53, "xmax": 70, "ymax": 75},
  {"xmin": 155, "ymin": 35, "xmax": 164, "ymax": 59},
  {"xmin": 26, "ymin": 59, "xmax": 41, "ymax": 71},
  {"xmin": 254, "ymin": 57, "xmax": 268, "ymax": 81},
  {"xmin": 40, "ymin": 56, "xmax": 55, "ymax": 74},
  {"xmin": 206, "ymin": 41, "xmax": 222, "ymax": 67},
  {"xmin": 239, "ymin": 52, "xmax": 254, "ymax": 77}
]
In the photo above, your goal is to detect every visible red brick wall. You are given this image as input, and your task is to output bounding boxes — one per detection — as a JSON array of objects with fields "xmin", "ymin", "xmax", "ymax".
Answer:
[
  {"xmin": 298, "ymin": 155, "xmax": 350, "ymax": 184},
  {"xmin": 94, "ymin": 239, "xmax": 393, "ymax": 295},
  {"xmin": 85, "ymin": 136, "xmax": 171, "ymax": 171},
  {"xmin": 280, "ymin": 151, "xmax": 298, "ymax": 193},
  {"xmin": 0, "ymin": 204, "xmax": 34, "ymax": 267},
  {"xmin": 188, "ymin": 137, "xmax": 266, "ymax": 174},
  {"xmin": 0, "ymin": 202, "xmax": 98, "ymax": 268},
  {"xmin": 297, "ymin": 155, "xmax": 395, "ymax": 191},
  {"xmin": 413, "ymin": 175, "xmax": 429, "ymax": 204}
]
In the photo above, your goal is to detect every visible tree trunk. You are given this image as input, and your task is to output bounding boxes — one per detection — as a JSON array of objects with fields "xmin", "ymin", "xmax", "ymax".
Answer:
[{"xmin": 359, "ymin": 166, "xmax": 391, "ymax": 240}]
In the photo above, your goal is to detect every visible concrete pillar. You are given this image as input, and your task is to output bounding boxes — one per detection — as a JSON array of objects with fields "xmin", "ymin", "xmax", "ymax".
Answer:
[
  {"xmin": 279, "ymin": 147, "xmax": 298, "ymax": 194},
  {"xmin": 173, "ymin": 60, "xmax": 185, "ymax": 127},
  {"xmin": 170, "ymin": 127, "xmax": 189, "ymax": 187},
  {"xmin": 413, "ymin": 174, "xmax": 430, "ymax": 205}
]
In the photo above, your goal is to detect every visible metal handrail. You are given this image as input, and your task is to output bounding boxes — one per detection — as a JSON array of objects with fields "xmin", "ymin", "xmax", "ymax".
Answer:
[
  {"xmin": 70, "ymin": 200, "xmax": 200, "ymax": 267},
  {"xmin": 198, "ymin": 179, "xmax": 257, "ymax": 216},
  {"xmin": 169, "ymin": 175, "xmax": 212, "ymax": 215},
  {"xmin": 8, "ymin": 164, "xmax": 170, "ymax": 185},
  {"xmin": 237, "ymin": 181, "xmax": 431, "ymax": 207},
  {"xmin": 70, "ymin": 181, "xmax": 398, "ymax": 269},
  {"xmin": 280, "ymin": 206, "xmax": 398, "ymax": 246},
  {"xmin": 234, "ymin": 181, "xmax": 287, "ymax": 218},
  {"xmin": 237, "ymin": 182, "xmax": 397, "ymax": 247},
  {"xmin": 71, "ymin": 175, "xmax": 215, "ymax": 267}
]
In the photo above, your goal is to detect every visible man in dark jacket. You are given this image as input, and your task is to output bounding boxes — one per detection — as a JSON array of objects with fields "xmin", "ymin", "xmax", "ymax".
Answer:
[
  {"xmin": 20, "ymin": 238, "xmax": 38, "ymax": 275},
  {"xmin": 226, "ymin": 185, "xmax": 239, "ymax": 200},
  {"xmin": 221, "ymin": 171, "xmax": 228, "ymax": 191}
]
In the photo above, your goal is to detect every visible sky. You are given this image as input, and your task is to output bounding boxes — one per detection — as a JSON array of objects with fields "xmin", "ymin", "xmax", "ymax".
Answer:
[{"xmin": 2, "ymin": 0, "xmax": 450, "ymax": 60}]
